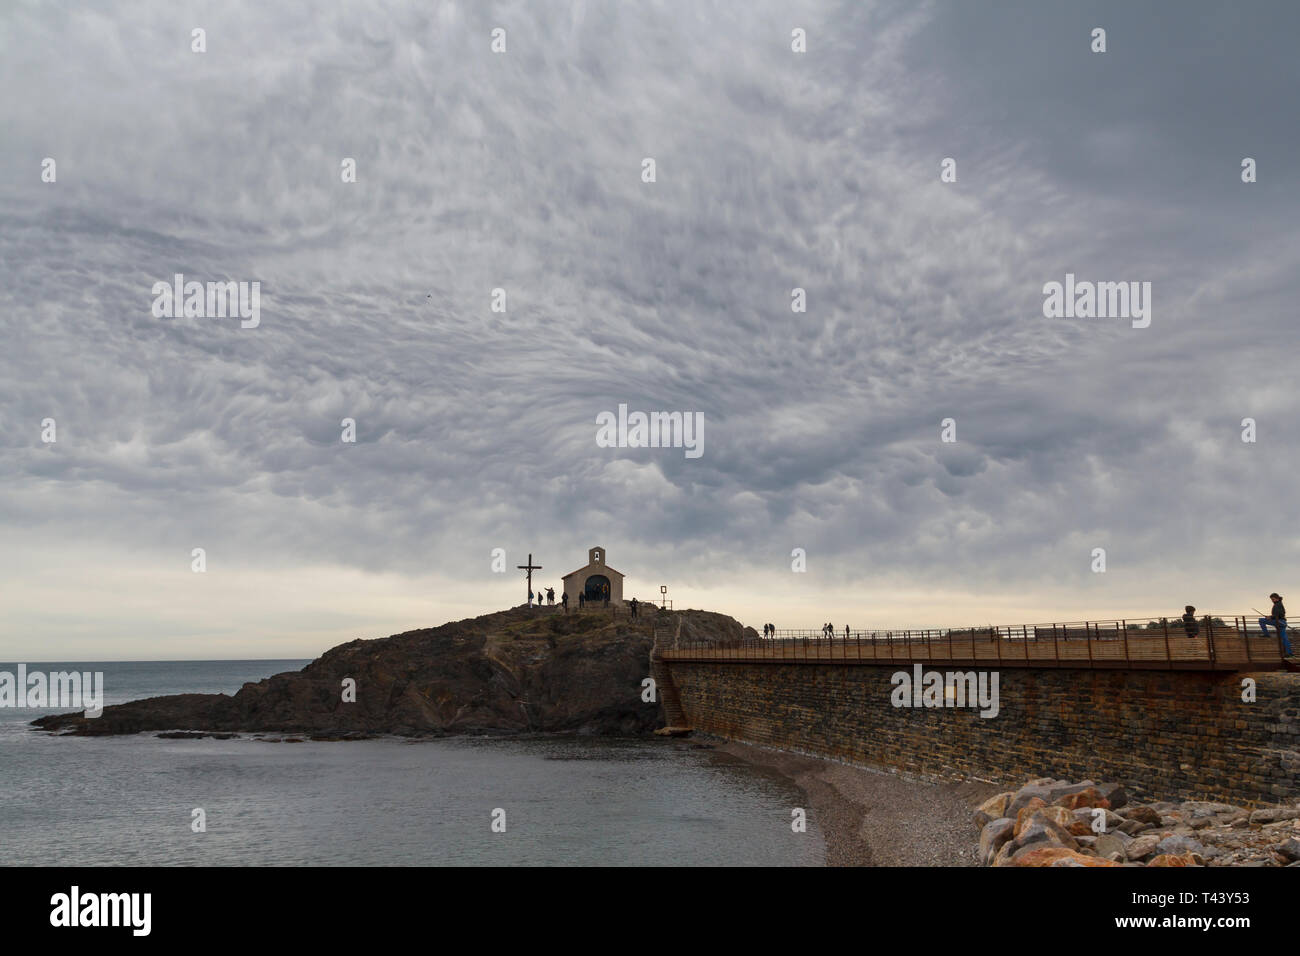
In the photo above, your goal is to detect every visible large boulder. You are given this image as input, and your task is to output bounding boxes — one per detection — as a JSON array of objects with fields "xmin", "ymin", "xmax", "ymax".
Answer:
[
  {"xmin": 1015, "ymin": 804, "xmax": 1074, "ymax": 838},
  {"xmin": 1010, "ymin": 847, "xmax": 1121, "ymax": 867},
  {"xmin": 1125, "ymin": 834, "xmax": 1162, "ymax": 860},
  {"xmin": 1095, "ymin": 833, "xmax": 1128, "ymax": 860},
  {"xmin": 1095, "ymin": 782, "xmax": 1128, "ymax": 810},
  {"xmin": 979, "ymin": 818, "xmax": 1017, "ymax": 865},
  {"xmin": 974, "ymin": 792, "xmax": 1014, "ymax": 829},
  {"xmin": 1015, "ymin": 818, "xmax": 1079, "ymax": 853},
  {"xmin": 1117, "ymin": 817, "xmax": 1153, "ymax": 836},
  {"xmin": 1046, "ymin": 780, "xmax": 1096, "ymax": 803},
  {"xmin": 992, "ymin": 840, "xmax": 1019, "ymax": 867},
  {"xmin": 1056, "ymin": 787, "xmax": 1111, "ymax": 811},
  {"xmin": 1070, "ymin": 807, "xmax": 1122, "ymax": 835},
  {"xmin": 1249, "ymin": 807, "xmax": 1300, "ymax": 824},
  {"xmin": 1124, "ymin": 806, "xmax": 1163, "ymax": 825},
  {"xmin": 1007, "ymin": 785, "xmax": 1056, "ymax": 817}
]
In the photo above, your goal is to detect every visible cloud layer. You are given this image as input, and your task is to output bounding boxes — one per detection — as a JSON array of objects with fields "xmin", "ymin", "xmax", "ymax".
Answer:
[{"xmin": 2, "ymin": 1, "xmax": 1297, "ymax": 656}]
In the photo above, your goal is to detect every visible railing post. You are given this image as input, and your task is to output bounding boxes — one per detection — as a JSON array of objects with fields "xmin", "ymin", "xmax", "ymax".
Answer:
[
  {"xmin": 1085, "ymin": 622, "xmax": 1094, "ymax": 668},
  {"xmin": 1053, "ymin": 623, "xmax": 1060, "ymax": 663},
  {"xmin": 1161, "ymin": 617, "xmax": 1172, "ymax": 664},
  {"xmin": 1121, "ymin": 619, "xmax": 1129, "ymax": 663},
  {"xmin": 1243, "ymin": 616, "xmax": 1253, "ymax": 662},
  {"xmin": 1206, "ymin": 617, "xmax": 1216, "ymax": 665}
]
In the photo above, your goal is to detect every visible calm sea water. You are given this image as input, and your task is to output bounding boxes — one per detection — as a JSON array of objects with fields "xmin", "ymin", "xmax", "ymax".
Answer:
[{"xmin": 0, "ymin": 660, "xmax": 823, "ymax": 866}]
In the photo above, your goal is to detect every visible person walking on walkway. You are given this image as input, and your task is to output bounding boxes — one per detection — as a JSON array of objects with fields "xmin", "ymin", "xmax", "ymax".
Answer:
[
  {"xmin": 1182, "ymin": 605, "xmax": 1200, "ymax": 638},
  {"xmin": 1259, "ymin": 593, "xmax": 1291, "ymax": 655}
]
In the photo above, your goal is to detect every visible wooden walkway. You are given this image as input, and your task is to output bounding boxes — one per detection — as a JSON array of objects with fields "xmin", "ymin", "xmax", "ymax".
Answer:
[{"xmin": 661, "ymin": 617, "xmax": 1290, "ymax": 671}]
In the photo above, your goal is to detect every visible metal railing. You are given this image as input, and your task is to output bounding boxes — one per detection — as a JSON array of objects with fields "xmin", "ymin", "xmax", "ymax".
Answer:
[{"xmin": 663, "ymin": 615, "xmax": 1289, "ymax": 670}]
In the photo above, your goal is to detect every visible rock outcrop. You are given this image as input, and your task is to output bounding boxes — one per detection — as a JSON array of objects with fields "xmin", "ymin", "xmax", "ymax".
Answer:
[
  {"xmin": 976, "ymin": 776, "xmax": 1300, "ymax": 867},
  {"xmin": 33, "ymin": 606, "xmax": 754, "ymax": 739}
]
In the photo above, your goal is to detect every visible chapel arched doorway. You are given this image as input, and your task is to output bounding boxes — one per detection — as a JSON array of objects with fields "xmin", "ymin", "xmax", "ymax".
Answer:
[{"xmin": 584, "ymin": 575, "xmax": 611, "ymax": 602}]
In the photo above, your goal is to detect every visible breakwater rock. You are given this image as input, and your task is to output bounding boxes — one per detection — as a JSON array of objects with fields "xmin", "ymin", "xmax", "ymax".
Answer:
[{"xmin": 976, "ymin": 777, "xmax": 1300, "ymax": 867}]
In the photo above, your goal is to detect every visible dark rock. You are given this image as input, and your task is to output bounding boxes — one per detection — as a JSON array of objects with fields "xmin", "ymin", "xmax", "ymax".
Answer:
[
  {"xmin": 1095, "ymin": 782, "xmax": 1128, "ymax": 810},
  {"xmin": 1007, "ymin": 785, "xmax": 1055, "ymax": 817},
  {"xmin": 1046, "ymin": 780, "xmax": 1096, "ymax": 802},
  {"xmin": 1124, "ymin": 806, "xmax": 1163, "ymax": 825},
  {"xmin": 1118, "ymin": 818, "xmax": 1153, "ymax": 836},
  {"xmin": 1016, "ymin": 820, "xmax": 1078, "ymax": 852},
  {"xmin": 1095, "ymin": 833, "xmax": 1127, "ymax": 859},
  {"xmin": 1126, "ymin": 834, "xmax": 1161, "ymax": 860},
  {"xmin": 979, "ymin": 818, "xmax": 1016, "ymax": 865}
]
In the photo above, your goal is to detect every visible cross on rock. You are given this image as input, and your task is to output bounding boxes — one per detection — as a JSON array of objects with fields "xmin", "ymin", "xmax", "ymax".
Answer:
[{"xmin": 516, "ymin": 553, "xmax": 542, "ymax": 604}]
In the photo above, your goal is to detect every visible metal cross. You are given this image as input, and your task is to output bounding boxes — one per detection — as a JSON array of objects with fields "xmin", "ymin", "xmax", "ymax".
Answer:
[{"xmin": 516, "ymin": 553, "xmax": 542, "ymax": 603}]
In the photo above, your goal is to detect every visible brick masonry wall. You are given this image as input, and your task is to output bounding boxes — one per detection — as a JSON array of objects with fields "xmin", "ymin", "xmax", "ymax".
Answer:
[{"xmin": 667, "ymin": 661, "xmax": 1300, "ymax": 806}]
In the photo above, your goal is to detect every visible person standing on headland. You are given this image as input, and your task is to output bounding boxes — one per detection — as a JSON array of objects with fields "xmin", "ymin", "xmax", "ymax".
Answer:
[
  {"xmin": 578, "ymin": 592, "xmax": 585, "ymax": 610},
  {"xmin": 1259, "ymin": 593, "xmax": 1291, "ymax": 655},
  {"xmin": 1182, "ymin": 606, "xmax": 1200, "ymax": 638},
  {"xmin": 561, "ymin": 591, "xmax": 569, "ymax": 614},
  {"xmin": 630, "ymin": 597, "xmax": 638, "ymax": 619},
  {"xmin": 546, "ymin": 586, "xmax": 555, "ymax": 606}
]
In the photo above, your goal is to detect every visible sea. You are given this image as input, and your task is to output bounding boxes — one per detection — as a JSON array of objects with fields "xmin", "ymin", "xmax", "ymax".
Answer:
[{"xmin": 0, "ymin": 660, "xmax": 823, "ymax": 866}]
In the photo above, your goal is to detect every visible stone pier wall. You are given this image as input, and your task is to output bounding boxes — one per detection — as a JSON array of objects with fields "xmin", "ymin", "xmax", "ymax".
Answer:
[{"xmin": 666, "ymin": 661, "xmax": 1300, "ymax": 805}]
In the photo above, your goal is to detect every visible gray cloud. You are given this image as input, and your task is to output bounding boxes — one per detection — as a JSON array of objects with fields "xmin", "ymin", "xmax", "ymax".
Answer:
[{"xmin": 1, "ymin": 0, "xmax": 1297, "ymax": 654}]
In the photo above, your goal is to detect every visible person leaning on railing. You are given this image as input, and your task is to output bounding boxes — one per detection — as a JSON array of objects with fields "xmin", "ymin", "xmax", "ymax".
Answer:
[{"xmin": 1259, "ymin": 593, "xmax": 1292, "ymax": 656}]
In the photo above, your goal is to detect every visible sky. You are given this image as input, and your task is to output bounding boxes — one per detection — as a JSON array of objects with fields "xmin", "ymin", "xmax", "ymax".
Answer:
[{"xmin": 1, "ymin": 1, "xmax": 1297, "ymax": 659}]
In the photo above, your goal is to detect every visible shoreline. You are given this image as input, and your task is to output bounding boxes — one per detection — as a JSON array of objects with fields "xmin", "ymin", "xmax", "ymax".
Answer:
[{"xmin": 698, "ymin": 737, "xmax": 1001, "ymax": 866}]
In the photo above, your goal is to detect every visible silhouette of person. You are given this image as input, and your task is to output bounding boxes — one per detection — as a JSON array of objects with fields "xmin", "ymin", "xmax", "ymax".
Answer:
[{"xmin": 1260, "ymin": 593, "xmax": 1291, "ymax": 655}]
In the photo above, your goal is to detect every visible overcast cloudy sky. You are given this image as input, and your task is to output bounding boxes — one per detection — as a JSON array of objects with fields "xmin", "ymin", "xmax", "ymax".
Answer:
[{"xmin": 2, "ymin": 1, "xmax": 1297, "ymax": 659}]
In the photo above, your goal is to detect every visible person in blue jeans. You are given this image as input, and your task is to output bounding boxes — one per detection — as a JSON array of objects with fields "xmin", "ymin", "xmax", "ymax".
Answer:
[{"xmin": 1259, "ymin": 593, "xmax": 1291, "ymax": 655}]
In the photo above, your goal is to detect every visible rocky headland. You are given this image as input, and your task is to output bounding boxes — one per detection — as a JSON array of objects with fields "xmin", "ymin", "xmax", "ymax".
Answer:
[{"xmin": 34, "ymin": 605, "xmax": 751, "ymax": 738}]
